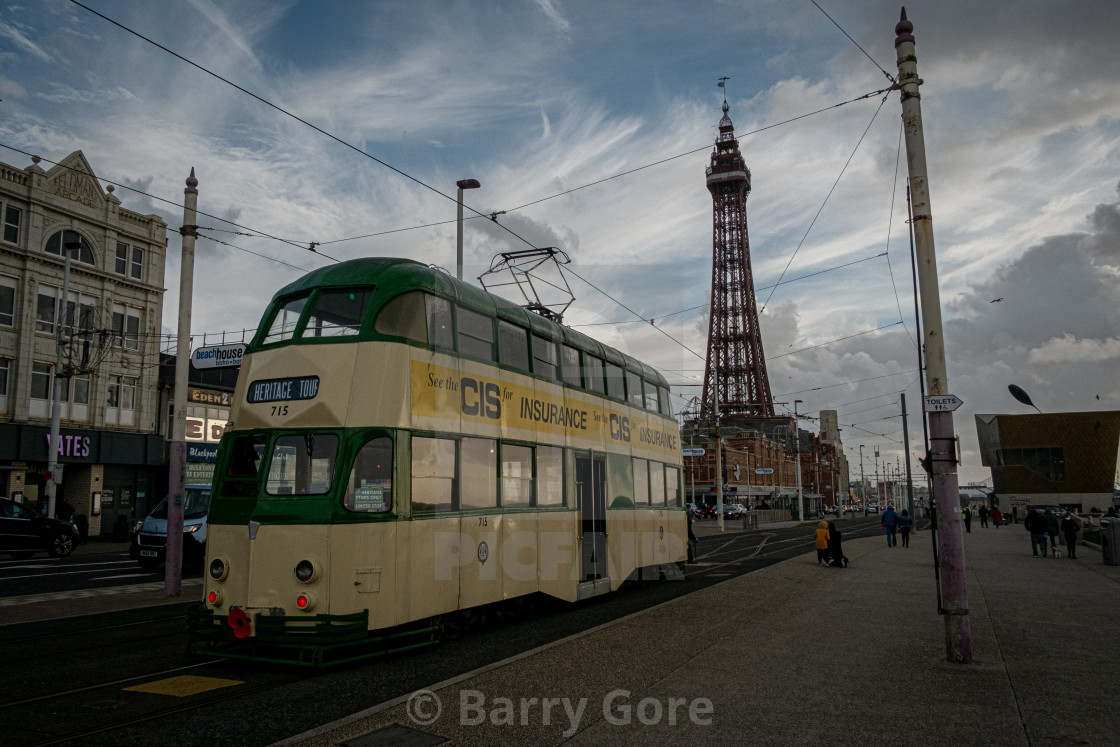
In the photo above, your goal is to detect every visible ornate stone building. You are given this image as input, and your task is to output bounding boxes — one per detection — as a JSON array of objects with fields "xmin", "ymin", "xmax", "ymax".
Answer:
[{"xmin": 0, "ymin": 151, "xmax": 168, "ymax": 537}]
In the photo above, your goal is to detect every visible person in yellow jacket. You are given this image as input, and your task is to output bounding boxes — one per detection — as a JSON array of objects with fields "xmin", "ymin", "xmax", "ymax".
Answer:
[{"xmin": 814, "ymin": 521, "xmax": 831, "ymax": 566}]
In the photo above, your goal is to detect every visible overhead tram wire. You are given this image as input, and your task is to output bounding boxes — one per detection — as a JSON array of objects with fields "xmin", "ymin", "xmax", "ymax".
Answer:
[
  {"xmin": 571, "ymin": 251, "xmax": 887, "ymax": 329},
  {"xmin": 759, "ymin": 93, "xmax": 890, "ymax": 313},
  {"xmin": 809, "ymin": 0, "xmax": 897, "ymax": 85},
  {"xmin": 0, "ymin": 144, "xmax": 331, "ymax": 268}
]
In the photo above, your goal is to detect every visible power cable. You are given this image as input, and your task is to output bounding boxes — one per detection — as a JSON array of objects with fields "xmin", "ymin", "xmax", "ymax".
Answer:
[{"xmin": 809, "ymin": 0, "xmax": 897, "ymax": 84}]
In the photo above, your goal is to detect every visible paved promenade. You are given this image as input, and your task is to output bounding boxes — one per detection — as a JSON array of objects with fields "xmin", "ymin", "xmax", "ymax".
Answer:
[{"xmin": 281, "ymin": 521, "xmax": 1120, "ymax": 746}]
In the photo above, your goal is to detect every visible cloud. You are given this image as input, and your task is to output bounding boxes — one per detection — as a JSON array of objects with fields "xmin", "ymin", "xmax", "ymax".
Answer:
[{"xmin": 1028, "ymin": 334, "xmax": 1120, "ymax": 365}]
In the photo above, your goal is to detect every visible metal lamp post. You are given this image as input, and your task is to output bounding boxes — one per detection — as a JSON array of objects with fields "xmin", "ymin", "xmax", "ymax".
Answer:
[
  {"xmin": 794, "ymin": 400, "xmax": 804, "ymax": 522},
  {"xmin": 456, "ymin": 179, "xmax": 481, "ymax": 280},
  {"xmin": 45, "ymin": 241, "xmax": 78, "ymax": 517}
]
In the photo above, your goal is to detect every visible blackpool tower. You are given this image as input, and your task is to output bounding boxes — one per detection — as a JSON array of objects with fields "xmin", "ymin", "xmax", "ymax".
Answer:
[{"xmin": 700, "ymin": 93, "xmax": 775, "ymax": 421}]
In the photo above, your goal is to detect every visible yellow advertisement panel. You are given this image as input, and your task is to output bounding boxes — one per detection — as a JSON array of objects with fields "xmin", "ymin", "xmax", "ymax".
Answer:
[{"xmin": 410, "ymin": 358, "xmax": 680, "ymax": 461}]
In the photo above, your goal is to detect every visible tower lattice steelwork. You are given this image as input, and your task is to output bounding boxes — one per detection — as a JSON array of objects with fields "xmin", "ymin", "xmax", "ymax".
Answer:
[{"xmin": 700, "ymin": 96, "xmax": 774, "ymax": 421}]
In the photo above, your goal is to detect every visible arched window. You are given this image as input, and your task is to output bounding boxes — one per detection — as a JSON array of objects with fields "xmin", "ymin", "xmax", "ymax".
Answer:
[{"xmin": 45, "ymin": 230, "xmax": 96, "ymax": 265}]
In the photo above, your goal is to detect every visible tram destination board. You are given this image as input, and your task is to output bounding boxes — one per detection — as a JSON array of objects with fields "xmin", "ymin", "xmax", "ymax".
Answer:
[{"xmin": 247, "ymin": 375, "xmax": 320, "ymax": 403}]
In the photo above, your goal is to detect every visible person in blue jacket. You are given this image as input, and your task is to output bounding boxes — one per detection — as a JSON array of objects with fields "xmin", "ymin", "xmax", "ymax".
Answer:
[
  {"xmin": 897, "ymin": 508, "xmax": 914, "ymax": 547},
  {"xmin": 881, "ymin": 504, "xmax": 899, "ymax": 547}
]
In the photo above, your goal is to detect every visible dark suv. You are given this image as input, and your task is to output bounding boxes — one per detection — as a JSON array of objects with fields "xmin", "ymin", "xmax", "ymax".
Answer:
[{"xmin": 0, "ymin": 497, "xmax": 80, "ymax": 558}]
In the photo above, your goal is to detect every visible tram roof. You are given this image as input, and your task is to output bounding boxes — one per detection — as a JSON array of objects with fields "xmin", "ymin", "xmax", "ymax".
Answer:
[{"xmin": 265, "ymin": 257, "xmax": 668, "ymax": 388}]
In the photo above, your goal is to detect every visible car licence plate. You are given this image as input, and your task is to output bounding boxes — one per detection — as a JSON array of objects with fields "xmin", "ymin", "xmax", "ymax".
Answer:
[{"xmin": 140, "ymin": 549, "xmax": 159, "ymax": 558}]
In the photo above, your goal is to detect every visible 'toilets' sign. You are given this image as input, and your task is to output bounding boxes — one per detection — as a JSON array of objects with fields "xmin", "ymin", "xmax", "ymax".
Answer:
[{"xmin": 191, "ymin": 343, "xmax": 245, "ymax": 369}]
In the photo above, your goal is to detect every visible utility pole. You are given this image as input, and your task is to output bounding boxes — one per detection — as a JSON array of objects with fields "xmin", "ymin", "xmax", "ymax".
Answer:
[
  {"xmin": 45, "ymin": 242, "xmax": 76, "ymax": 518},
  {"xmin": 794, "ymin": 400, "xmax": 804, "ymax": 522},
  {"xmin": 859, "ymin": 444, "xmax": 866, "ymax": 513},
  {"xmin": 901, "ymin": 392, "xmax": 915, "ymax": 526},
  {"xmin": 714, "ymin": 376, "xmax": 725, "ymax": 532},
  {"xmin": 895, "ymin": 9, "xmax": 971, "ymax": 663},
  {"xmin": 166, "ymin": 169, "xmax": 198, "ymax": 597}
]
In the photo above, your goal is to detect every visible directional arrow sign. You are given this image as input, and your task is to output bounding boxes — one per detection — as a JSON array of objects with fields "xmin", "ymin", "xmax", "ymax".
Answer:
[{"xmin": 924, "ymin": 394, "xmax": 963, "ymax": 412}]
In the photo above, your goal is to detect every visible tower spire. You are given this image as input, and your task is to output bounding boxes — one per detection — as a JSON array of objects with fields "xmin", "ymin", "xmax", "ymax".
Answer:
[{"xmin": 701, "ymin": 92, "xmax": 775, "ymax": 421}]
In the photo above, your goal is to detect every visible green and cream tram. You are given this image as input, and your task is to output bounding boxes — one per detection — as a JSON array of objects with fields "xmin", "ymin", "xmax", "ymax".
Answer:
[{"xmin": 189, "ymin": 258, "xmax": 685, "ymax": 665}]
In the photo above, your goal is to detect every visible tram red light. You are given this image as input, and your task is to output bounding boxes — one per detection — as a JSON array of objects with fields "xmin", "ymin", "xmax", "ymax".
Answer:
[
  {"xmin": 295, "ymin": 591, "xmax": 317, "ymax": 611},
  {"xmin": 207, "ymin": 589, "xmax": 222, "ymax": 606},
  {"xmin": 297, "ymin": 595, "xmax": 308, "ymax": 609},
  {"xmin": 228, "ymin": 607, "xmax": 251, "ymax": 638}
]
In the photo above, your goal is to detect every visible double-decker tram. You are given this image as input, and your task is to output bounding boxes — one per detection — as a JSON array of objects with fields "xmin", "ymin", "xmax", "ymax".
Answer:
[{"xmin": 188, "ymin": 258, "xmax": 685, "ymax": 666}]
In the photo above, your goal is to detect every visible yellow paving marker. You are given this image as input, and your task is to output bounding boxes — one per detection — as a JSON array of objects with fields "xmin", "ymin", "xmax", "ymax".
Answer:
[{"xmin": 125, "ymin": 675, "xmax": 242, "ymax": 697}]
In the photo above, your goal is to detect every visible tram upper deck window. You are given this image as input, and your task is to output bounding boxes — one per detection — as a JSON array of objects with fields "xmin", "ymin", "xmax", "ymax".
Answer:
[
  {"xmin": 303, "ymin": 288, "xmax": 370, "ymax": 338},
  {"xmin": 584, "ymin": 355, "xmax": 605, "ymax": 394},
  {"xmin": 374, "ymin": 291, "xmax": 425, "ymax": 341},
  {"xmin": 643, "ymin": 379, "xmax": 659, "ymax": 412},
  {"xmin": 625, "ymin": 370, "xmax": 644, "ymax": 408},
  {"xmin": 427, "ymin": 295, "xmax": 453, "ymax": 348},
  {"xmin": 412, "ymin": 436, "xmax": 455, "ymax": 514},
  {"xmin": 659, "ymin": 386, "xmax": 671, "ymax": 416},
  {"xmin": 344, "ymin": 436, "xmax": 393, "ymax": 513},
  {"xmin": 263, "ymin": 296, "xmax": 308, "ymax": 344},
  {"xmin": 604, "ymin": 362, "xmax": 625, "ymax": 400},
  {"xmin": 498, "ymin": 321, "xmax": 529, "ymax": 371},
  {"xmin": 265, "ymin": 433, "xmax": 338, "ymax": 495},
  {"xmin": 533, "ymin": 335, "xmax": 557, "ymax": 379},
  {"xmin": 560, "ymin": 345, "xmax": 581, "ymax": 387},
  {"xmin": 457, "ymin": 307, "xmax": 494, "ymax": 360}
]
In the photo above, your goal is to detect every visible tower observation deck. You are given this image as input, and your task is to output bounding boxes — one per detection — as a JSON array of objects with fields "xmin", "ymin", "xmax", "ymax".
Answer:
[{"xmin": 700, "ymin": 97, "xmax": 775, "ymax": 420}]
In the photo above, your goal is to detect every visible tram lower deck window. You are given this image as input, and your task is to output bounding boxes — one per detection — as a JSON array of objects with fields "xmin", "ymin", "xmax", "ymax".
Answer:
[
  {"xmin": 345, "ymin": 436, "xmax": 393, "ymax": 512},
  {"xmin": 265, "ymin": 434, "xmax": 338, "ymax": 495}
]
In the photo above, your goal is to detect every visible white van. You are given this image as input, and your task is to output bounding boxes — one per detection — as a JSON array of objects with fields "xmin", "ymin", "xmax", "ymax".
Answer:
[{"xmin": 134, "ymin": 486, "xmax": 211, "ymax": 571}]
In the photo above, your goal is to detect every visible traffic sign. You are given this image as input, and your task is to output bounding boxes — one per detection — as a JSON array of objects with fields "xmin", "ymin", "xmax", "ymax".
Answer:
[
  {"xmin": 755, "ymin": 468, "xmax": 774, "ymax": 475},
  {"xmin": 682, "ymin": 448, "xmax": 706, "ymax": 457},
  {"xmin": 924, "ymin": 394, "xmax": 963, "ymax": 412}
]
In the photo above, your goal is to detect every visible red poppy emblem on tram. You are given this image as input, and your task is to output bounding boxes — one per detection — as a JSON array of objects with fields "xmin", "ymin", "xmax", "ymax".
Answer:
[{"xmin": 228, "ymin": 607, "xmax": 251, "ymax": 639}]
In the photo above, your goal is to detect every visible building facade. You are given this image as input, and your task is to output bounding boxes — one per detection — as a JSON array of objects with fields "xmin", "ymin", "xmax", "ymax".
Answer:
[
  {"xmin": 0, "ymin": 152, "xmax": 168, "ymax": 537},
  {"xmin": 975, "ymin": 411, "xmax": 1120, "ymax": 513}
]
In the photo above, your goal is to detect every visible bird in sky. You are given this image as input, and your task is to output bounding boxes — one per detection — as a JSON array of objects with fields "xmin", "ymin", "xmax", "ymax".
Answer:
[{"xmin": 990, "ymin": 298, "xmax": 1003, "ymax": 303}]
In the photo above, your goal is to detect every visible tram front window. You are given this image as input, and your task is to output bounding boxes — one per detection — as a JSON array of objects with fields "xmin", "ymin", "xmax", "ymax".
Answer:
[{"xmin": 266, "ymin": 434, "xmax": 338, "ymax": 495}]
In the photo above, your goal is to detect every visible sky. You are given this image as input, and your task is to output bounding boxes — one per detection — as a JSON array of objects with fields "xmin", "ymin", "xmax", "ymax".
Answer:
[{"xmin": 2, "ymin": 0, "xmax": 1118, "ymax": 488}]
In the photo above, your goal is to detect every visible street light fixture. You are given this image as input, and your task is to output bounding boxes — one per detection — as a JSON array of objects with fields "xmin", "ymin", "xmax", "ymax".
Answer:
[
  {"xmin": 1008, "ymin": 384, "xmax": 1042, "ymax": 414},
  {"xmin": 456, "ymin": 179, "xmax": 481, "ymax": 281}
]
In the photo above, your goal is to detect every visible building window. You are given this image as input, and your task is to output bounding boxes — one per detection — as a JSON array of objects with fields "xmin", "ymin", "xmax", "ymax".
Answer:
[
  {"xmin": 36, "ymin": 285, "xmax": 58, "ymax": 334},
  {"xmin": 3, "ymin": 205, "xmax": 20, "ymax": 245},
  {"xmin": 115, "ymin": 242, "xmax": 142, "ymax": 278},
  {"xmin": 44, "ymin": 230, "xmax": 96, "ymax": 264},
  {"xmin": 30, "ymin": 362, "xmax": 52, "ymax": 418},
  {"xmin": 0, "ymin": 358, "xmax": 9, "ymax": 413},
  {"xmin": 112, "ymin": 304, "xmax": 141, "ymax": 350},
  {"xmin": 106, "ymin": 375, "xmax": 137, "ymax": 426},
  {"xmin": 0, "ymin": 276, "xmax": 14, "ymax": 326}
]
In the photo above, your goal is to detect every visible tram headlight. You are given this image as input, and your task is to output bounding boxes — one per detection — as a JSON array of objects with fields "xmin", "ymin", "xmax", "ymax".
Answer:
[
  {"xmin": 295, "ymin": 558, "xmax": 317, "ymax": 583},
  {"xmin": 209, "ymin": 556, "xmax": 230, "ymax": 581},
  {"xmin": 295, "ymin": 590, "xmax": 317, "ymax": 611}
]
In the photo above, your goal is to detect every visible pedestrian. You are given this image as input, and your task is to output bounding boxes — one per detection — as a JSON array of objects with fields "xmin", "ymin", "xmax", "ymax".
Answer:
[
  {"xmin": 1043, "ymin": 510, "xmax": 1059, "ymax": 554},
  {"xmin": 1025, "ymin": 509, "xmax": 1048, "ymax": 557},
  {"xmin": 962, "ymin": 505, "xmax": 972, "ymax": 533},
  {"xmin": 56, "ymin": 498, "xmax": 75, "ymax": 521},
  {"xmin": 898, "ymin": 509, "xmax": 913, "ymax": 547},
  {"xmin": 1059, "ymin": 511, "xmax": 1080, "ymax": 559},
  {"xmin": 978, "ymin": 505, "xmax": 989, "ymax": 528},
  {"xmin": 687, "ymin": 514, "xmax": 699, "ymax": 563},
  {"xmin": 826, "ymin": 521, "xmax": 848, "ymax": 567},
  {"xmin": 991, "ymin": 507, "xmax": 1003, "ymax": 528},
  {"xmin": 814, "ymin": 521, "xmax": 831, "ymax": 566},
  {"xmin": 881, "ymin": 504, "xmax": 899, "ymax": 547}
]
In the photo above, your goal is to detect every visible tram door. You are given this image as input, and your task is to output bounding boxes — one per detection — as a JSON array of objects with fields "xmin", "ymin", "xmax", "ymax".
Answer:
[{"xmin": 576, "ymin": 453, "xmax": 607, "ymax": 581}]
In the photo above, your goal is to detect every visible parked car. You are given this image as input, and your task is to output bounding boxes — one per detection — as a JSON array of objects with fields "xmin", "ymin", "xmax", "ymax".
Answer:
[
  {"xmin": 0, "ymin": 497, "xmax": 80, "ymax": 558},
  {"xmin": 697, "ymin": 504, "xmax": 716, "ymax": 520},
  {"xmin": 866, "ymin": 504, "xmax": 880, "ymax": 514},
  {"xmin": 134, "ymin": 486, "xmax": 211, "ymax": 571}
]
